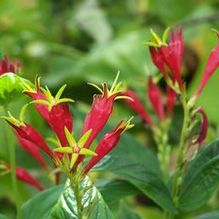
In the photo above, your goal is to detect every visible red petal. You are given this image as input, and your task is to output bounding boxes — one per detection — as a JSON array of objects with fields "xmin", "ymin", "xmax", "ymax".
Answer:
[
  {"xmin": 166, "ymin": 86, "xmax": 177, "ymax": 116},
  {"xmin": 83, "ymin": 121, "xmax": 125, "ymax": 173},
  {"xmin": 124, "ymin": 89, "xmax": 153, "ymax": 125},
  {"xmin": 148, "ymin": 78, "xmax": 165, "ymax": 121},
  {"xmin": 195, "ymin": 44, "xmax": 219, "ymax": 96},
  {"xmin": 48, "ymin": 103, "xmax": 73, "ymax": 146},
  {"xmin": 15, "ymin": 167, "xmax": 44, "ymax": 190},
  {"xmin": 149, "ymin": 47, "xmax": 166, "ymax": 74},
  {"xmin": 195, "ymin": 108, "xmax": 208, "ymax": 145},
  {"xmin": 17, "ymin": 135, "xmax": 50, "ymax": 171}
]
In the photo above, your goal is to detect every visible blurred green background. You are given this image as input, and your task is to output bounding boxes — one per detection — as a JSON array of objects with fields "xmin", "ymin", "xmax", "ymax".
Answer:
[{"xmin": 1, "ymin": 0, "xmax": 219, "ymax": 218}]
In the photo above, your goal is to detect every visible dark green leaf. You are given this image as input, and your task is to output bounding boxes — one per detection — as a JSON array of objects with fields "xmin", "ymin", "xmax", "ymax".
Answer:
[
  {"xmin": 194, "ymin": 211, "xmax": 219, "ymax": 219},
  {"xmin": 116, "ymin": 202, "xmax": 142, "ymax": 219},
  {"xmin": 98, "ymin": 179, "xmax": 140, "ymax": 205},
  {"xmin": 21, "ymin": 185, "xmax": 64, "ymax": 219},
  {"xmin": 92, "ymin": 133, "xmax": 175, "ymax": 213},
  {"xmin": 179, "ymin": 140, "xmax": 219, "ymax": 212}
]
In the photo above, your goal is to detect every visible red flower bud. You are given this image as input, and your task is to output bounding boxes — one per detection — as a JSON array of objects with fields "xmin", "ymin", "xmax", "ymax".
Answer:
[
  {"xmin": 48, "ymin": 103, "xmax": 73, "ymax": 146},
  {"xmin": 124, "ymin": 89, "xmax": 153, "ymax": 125},
  {"xmin": 148, "ymin": 29, "xmax": 184, "ymax": 91},
  {"xmin": 160, "ymin": 29, "xmax": 184, "ymax": 90},
  {"xmin": 6, "ymin": 121, "xmax": 53, "ymax": 158},
  {"xmin": 166, "ymin": 86, "xmax": 177, "ymax": 116},
  {"xmin": 148, "ymin": 78, "xmax": 165, "ymax": 121},
  {"xmin": 17, "ymin": 135, "xmax": 50, "ymax": 171},
  {"xmin": 194, "ymin": 44, "xmax": 219, "ymax": 96},
  {"xmin": 149, "ymin": 47, "xmax": 166, "ymax": 74},
  {"xmin": 24, "ymin": 79, "xmax": 73, "ymax": 146},
  {"xmin": 82, "ymin": 83, "xmax": 121, "ymax": 149},
  {"xmin": 4, "ymin": 165, "xmax": 44, "ymax": 190},
  {"xmin": 0, "ymin": 55, "xmax": 20, "ymax": 75},
  {"xmin": 84, "ymin": 120, "xmax": 132, "ymax": 173},
  {"xmin": 195, "ymin": 108, "xmax": 208, "ymax": 145}
]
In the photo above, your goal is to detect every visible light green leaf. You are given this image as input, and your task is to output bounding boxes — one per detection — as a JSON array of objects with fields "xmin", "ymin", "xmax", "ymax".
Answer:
[
  {"xmin": 50, "ymin": 177, "xmax": 114, "ymax": 219},
  {"xmin": 0, "ymin": 73, "xmax": 32, "ymax": 105}
]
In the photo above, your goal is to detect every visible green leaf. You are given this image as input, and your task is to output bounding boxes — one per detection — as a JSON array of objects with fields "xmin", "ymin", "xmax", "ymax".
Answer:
[
  {"xmin": 21, "ymin": 185, "xmax": 64, "ymax": 219},
  {"xmin": 92, "ymin": 133, "xmax": 175, "ymax": 213},
  {"xmin": 179, "ymin": 140, "xmax": 219, "ymax": 212},
  {"xmin": 50, "ymin": 177, "xmax": 114, "ymax": 219},
  {"xmin": 194, "ymin": 211, "xmax": 219, "ymax": 219},
  {"xmin": 0, "ymin": 73, "xmax": 32, "ymax": 105},
  {"xmin": 22, "ymin": 177, "xmax": 114, "ymax": 219},
  {"xmin": 98, "ymin": 179, "xmax": 140, "ymax": 205},
  {"xmin": 116, "ymin": 202, "xmax": 142, "ymax": 219}
]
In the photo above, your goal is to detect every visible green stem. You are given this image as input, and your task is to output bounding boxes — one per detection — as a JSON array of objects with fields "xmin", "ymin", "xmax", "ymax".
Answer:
[
  {"xmin": 3, "ymin": 106, "xmax": 21, "ymax": 217},
  {"xmin": 157, "ymin": 127, "xmax": 170, "ymax": 183},
  {"xmin": 172, "ymin": 91, "xmax": 190, "ymax": 207},
  {"xmin": 71, "ymin": 179, "xmax": 83, "ymax": 219}
]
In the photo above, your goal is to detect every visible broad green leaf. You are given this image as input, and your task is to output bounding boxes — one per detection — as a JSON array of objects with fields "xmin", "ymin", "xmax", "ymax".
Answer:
[
  {"xmin": 194, "ymin": 211, "xmax": 219, "ymax": 219},
  {"xmin": 98, "ymin": 179, "xmax": 140, "ymax": 205},
  {"xmin": 91, "ymin": 133, "xmax": 175, "ymax": 212},
  {"xmin": 179, "ymin": 140, "xmax": 219, "ymax": 212},
  {"xmin": 0, "ymin": 73, "xmax": 32, "ymax": 105},
  {"xmin": 50, "ymin": 177, "xmax": 114, "ymax": 219},
  {"xmin": 21, "ymin": 185, "xmax": 64, "ymax": 219},
  {"xmin": 22, "ymin": 177, "xmax": 113, "ymax": 219},
  {"xmin": 116, "ymin": 202, "xmax": 142, "ymax": 219}
]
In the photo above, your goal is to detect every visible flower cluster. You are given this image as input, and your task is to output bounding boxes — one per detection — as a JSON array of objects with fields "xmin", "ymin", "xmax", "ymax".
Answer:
[
  {"xmin": 2, "ymin": 74, "xmax": 133, "ymax": 190},
  {"xmin": 124, "ymin": 77, "xmax": 177, "ymax": 127},
  {"xmin": 149, "ymin": 28, "xmax": 218, "ymax": 143}
]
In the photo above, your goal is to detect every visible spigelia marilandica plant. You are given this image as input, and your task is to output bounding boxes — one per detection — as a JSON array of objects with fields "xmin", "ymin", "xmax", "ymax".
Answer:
[{"xmin": 1, "ymin": 73, "xmax": 133, "ymax": 218}]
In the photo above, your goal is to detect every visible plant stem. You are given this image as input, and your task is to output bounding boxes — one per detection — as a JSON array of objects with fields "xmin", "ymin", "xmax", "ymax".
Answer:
[
  {"xmin": 156, "ymin": 126, "xmax": 170, "ymax": 183},
  {"xmin": 71, "ymin": 179, "xmax": 83, "ymax": 219},
  {"xmin": 3, "ymin": 106, "xmax": 21, "ymax": 217},
  {"xmin": 172, "ymin": 91, "xmax": 190, "ymax": 207}
]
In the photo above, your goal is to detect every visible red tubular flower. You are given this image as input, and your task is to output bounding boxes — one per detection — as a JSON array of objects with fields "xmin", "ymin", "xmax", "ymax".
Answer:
[
  {"xmin": 149, "ymin": 47, "xmax": 166, "ymax": 74},
  {"xmin": 161, "ymin": 29, "xmax": 184, "ymax": 90},
  {"xmin": 166, "ymin": 86, "xmax": 177, "ymax": 116},
  {"xmin": 24, "ymin": 78, "xmax": 73, "ymax": 146},
  {"xmin": 148, "ymin": 78, "xmax": 165, "ymax": 121},
  {"xmin": 82, "ymin": 84, "xmax": 118, "ymax": 148},
  {"xmin": 17, "ymin": 135, "xmax": 50, "ymax": 171},
  {"xmin": 195, "ymin": 108, "xmax": 208, "ymax": 145},
  {"xmin": 148, "ymin": 29, "xmax": 184, "ymax": 91},
  {"xmin": 194, "ymin": 44, "xmax": 219, "ymax": 96},
  {"xmin": 4, "ymin": 165, "xmax": 44, "ymax": 190},
  {"xmin": 48, "ymin": 104, "xmax": 73, "ymax": 146},
  {"xmin": 83, "ymin": 119, "xmax": 133, "ymax": 174},
  {"xmin": 82, "ymin": 73, "xmax": 128, "ymax": 149},
  {"xmin": 5, "ymin": 118, "xmax": 53, "ymax": 159},
  {"xmin": 124, "ymin": 89, "xmax": 154, "ymax": 125},
  {"xmin": 0, "ymin": 55, "xmax": 20, "ymax": 75}
]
